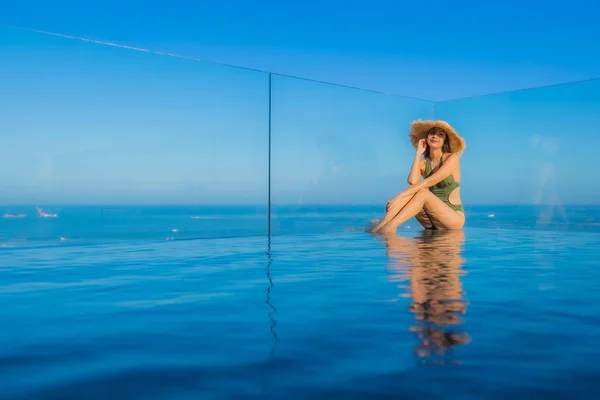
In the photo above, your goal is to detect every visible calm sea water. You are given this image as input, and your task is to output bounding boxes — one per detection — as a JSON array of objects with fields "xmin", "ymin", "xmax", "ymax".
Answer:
[
  {"xmin": 1, "ymin": 205, "xmax": 600, "ymax": 399},
  {"xmin": 1, "ymin": 204, "xmax": 598, "ymax": 247}
]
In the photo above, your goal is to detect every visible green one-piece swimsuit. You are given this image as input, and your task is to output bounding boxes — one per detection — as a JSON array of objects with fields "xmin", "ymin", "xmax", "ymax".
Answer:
[{"xmin": 424, "ymin": 154, "xmax": 464, "ymax": 213}]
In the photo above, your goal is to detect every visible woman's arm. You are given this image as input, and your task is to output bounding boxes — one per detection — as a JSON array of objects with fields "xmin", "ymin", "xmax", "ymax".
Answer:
[
  {"xmin": 399, "ymin": 153, "xmax": 460, "ymax": 198},
  {"xmin": 407, "ymin": 138, "xmax": 427, "ymax": 185},
  {"xmin": 387, "ymin": 158, "xmax": 424, "ymax": 210},
  {"xmin": 407, "ymin": 155, "xmax": 424, "ymax": 185},
  {"xmin": 385, "ymin": 139, "xmax": 427, "ymax": 210}
]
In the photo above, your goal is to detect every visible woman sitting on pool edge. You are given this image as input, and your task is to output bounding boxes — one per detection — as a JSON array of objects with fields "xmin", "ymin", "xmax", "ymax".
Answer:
[{"xmin": 367, "ymin": 120, "xmax": 466, "ymax": 234}]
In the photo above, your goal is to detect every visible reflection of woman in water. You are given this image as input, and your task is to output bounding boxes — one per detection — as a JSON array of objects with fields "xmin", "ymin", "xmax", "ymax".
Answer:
[
  {"xmin": 368, "ymin": 120, "xmax": 466, "ymax": 234},
  {"xmin": 383, "ymin": 230, "xmax": 470, "ymax": 361}
]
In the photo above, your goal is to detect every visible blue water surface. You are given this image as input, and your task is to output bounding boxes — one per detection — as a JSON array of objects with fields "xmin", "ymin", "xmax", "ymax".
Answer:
[{"xmin": 1, "ymin": 205, "xmax": 600, "ymax": 399}]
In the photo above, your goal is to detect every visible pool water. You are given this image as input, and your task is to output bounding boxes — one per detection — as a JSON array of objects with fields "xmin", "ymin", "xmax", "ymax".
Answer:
[{"xmin": 2, "ymin": 222, "xmax": 600, "ymax": 399}]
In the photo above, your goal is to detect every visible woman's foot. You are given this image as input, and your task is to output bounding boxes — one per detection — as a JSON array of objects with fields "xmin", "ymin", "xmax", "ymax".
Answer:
[{"xmin": 365, "ymin": 218, "xmax": 381, "ymax": 233}]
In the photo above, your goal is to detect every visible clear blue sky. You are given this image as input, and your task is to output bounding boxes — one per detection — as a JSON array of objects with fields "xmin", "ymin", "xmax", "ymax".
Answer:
[{"xmin": 1, "ymin": 0, "xmax": 599, "ymax": 205}]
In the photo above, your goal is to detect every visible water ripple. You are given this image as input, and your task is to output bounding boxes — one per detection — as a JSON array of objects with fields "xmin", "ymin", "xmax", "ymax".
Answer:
[{"xmin": 2, "ymin": 227, "xmax": 600, "ymax": 398}]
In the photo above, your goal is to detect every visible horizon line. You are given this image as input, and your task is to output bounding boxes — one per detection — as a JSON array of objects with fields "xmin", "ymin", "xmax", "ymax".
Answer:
[{"xmin": 1, "ymin": 203, "xmax": 598, "ymax": 207}]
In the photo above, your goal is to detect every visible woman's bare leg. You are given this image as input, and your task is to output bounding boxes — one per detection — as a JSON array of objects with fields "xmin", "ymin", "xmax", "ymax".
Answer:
[
  {"xmin": 374, "ymin": 189, "xmax": 465, "ymax": 234},
  {"xmin": 366, "ymin": 193, "xmax": 418, "ymax": 233},
  {"xmin": 369, "ymin": 197, "xmax": 436, "ymax": 232},
  {"xmin": 415, "ymin": 209, "xmax": 435, "ymax": 229}
]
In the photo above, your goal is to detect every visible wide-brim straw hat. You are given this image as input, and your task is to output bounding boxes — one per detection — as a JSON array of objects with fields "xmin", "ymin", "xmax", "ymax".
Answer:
[{"xmin": 409, "ymin": 120, "xmax": 466, "ymax": 154}]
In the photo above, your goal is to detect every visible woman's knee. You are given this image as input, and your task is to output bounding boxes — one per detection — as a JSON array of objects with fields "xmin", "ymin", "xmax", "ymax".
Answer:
[{"xmin": 415, "ymin": 188, "xmax": 430, "ymax": 199}]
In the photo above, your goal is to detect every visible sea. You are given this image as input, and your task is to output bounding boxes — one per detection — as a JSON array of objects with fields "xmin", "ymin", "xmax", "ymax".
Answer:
[{"xmin": 1, "ymin": 204, "xmax": 600, "ymax": 399}]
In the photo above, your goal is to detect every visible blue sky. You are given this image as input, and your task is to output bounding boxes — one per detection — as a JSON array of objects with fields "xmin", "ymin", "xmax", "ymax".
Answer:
[
  {"xmin": 3, "ymin": 0, "xmax": 600, "ymax": 100},
  {"xmin": 1, "ymin": 1, "xmax": 599, "ymax": 205}
]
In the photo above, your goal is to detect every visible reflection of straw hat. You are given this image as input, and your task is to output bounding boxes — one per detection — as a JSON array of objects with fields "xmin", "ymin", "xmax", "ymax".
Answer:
[{"xmin": 409, "ymin": 120, "xmax": 466, "ymax": 154}]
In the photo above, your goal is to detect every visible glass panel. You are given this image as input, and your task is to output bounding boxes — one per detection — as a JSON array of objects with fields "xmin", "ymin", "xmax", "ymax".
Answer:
[
  {"xmin": 0, "ymin": 26, "xmax": 269, "ymax": 246},
  {"xmin": 270, "ymin": 75, "xmax": 434, "ymax": 235},
  {"xmin": 434, "ymin": 80, "xmax": 600, "ymax": 231}
]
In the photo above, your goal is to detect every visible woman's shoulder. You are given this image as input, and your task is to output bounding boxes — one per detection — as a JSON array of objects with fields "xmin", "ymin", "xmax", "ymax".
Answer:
[{"xmin": 443, "ymin": 153, "xmax": 460, "ymax": 162}]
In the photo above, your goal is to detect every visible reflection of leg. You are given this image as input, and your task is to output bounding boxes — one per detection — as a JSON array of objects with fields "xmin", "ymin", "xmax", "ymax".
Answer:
[
  {"xmin": 382, "ymin": 233, "xmax": 416, "ymax": 283},
  {"xmin": 367, "ymin": 193, "xmax": 418, "ymax": 232},
  {"xmin": 376, "ymin": 190, "xmax": 464, "ymax": 234}
]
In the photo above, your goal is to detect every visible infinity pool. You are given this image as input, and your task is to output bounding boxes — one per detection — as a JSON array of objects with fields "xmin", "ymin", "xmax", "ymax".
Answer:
[{"xmin": 2, "ymin": 223, "xmax": 600, "ymax": 399}]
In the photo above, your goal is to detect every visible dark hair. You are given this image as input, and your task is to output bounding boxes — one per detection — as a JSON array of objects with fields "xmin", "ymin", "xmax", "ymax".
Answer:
[{"xmin": 423, "ymin": 129, "xmax": 452, "ymax": 159}]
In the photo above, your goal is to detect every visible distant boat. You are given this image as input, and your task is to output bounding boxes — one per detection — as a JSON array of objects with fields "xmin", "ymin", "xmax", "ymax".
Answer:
[
  {"xmin": 36, "ymin": 207, "xmax": 58, "ymax": 218},
  {"xmin": 2, "ymin": 212, "xmax": 26, "ymax": 219}
]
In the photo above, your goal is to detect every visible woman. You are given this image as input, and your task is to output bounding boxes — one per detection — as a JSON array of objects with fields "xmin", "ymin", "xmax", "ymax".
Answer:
[{"xmin": 367, "ymin": 120, "xmax": 466, "ymax": 234}]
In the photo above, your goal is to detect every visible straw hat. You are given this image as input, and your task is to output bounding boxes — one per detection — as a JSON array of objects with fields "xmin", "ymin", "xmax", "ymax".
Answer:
[{"xmin": 409, "ymin": 120, "xmax": 466, "ymax": 154}]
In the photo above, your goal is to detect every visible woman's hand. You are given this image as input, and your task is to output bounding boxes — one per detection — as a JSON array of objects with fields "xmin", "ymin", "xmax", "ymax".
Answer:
[
  {"xmin": 416, "ymin": 138, "xmax": 427, "ymax": 156},
  {"xmin": 385, "ymin": 198, "xmax": 395, "ymax": 211},
  {"xmin": 386, "ymin": 193, "xmax": 402, "ymax": 211},
  {"xmin": 386, "ymin": 185, "xmax": 414, "ymax": 210},
  {"xmin": 387, "ymin": 184, "xmax": 421, "ymax": 210}
]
